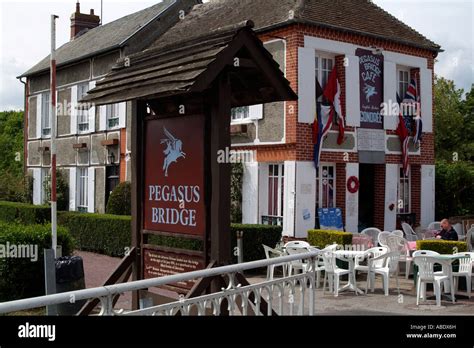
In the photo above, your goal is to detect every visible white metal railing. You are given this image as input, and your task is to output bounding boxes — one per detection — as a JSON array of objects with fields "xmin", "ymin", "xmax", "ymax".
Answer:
[{"xmin": 0, "ymin": 250, "xmax": 321, "ymax": 316}]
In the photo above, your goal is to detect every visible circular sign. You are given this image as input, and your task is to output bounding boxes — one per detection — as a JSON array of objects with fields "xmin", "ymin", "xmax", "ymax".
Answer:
[{"xmin": 347, "ymin": 176, "xmax": 360, "ymax": 194}]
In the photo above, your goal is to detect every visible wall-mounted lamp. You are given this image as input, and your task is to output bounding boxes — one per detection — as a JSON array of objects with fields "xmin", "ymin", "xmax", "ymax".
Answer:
[{"xmin": 108, "ymin": 151, "xmax": 115, "ymax": 165}]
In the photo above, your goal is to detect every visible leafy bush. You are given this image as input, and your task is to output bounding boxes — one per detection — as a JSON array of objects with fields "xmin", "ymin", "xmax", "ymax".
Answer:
[
  {"xmin": 42, "ymin": 170, "xmax": 69, "ymax": 211},
  {"xmin": 106, "ymin": 182, "xmax": 131, "ymax": 216},
  {"xmin": 58, "ymin": 212, "xmax": 131, "ymax": 257},
  {"xmin": 230, "ymin": 224, "xmax": 282, "ymax": 263},
  {"xmin": 416, "ymin": 240, "xmax": 468, "ymax": 254},
  {"xmin": 308, "ymin": 229, "xmax": 353, "ymax": 249},
  {"xmin": 0, "ymin": 201, "xmax": 50, "ymax": 224},
  {"xmin": 0, "ymin": 222, "xmax": 74, "ymax": 301}
]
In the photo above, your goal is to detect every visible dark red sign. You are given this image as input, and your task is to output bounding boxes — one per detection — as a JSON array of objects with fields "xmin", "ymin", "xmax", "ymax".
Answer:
[
  {"xmin": 143, "ymin": 248, "xmax": 205, "ymax": 291},
  {"xmin": 356, "ymin": 48, "xmax": 384, "ymax": 129},
  {"xmin": 143, "ymin": 115, "xmax": 205, "ymax": 237}
]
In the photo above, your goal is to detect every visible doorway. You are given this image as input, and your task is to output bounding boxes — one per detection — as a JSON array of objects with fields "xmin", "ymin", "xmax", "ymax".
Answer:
[
  {"xmin": 105, "ymin": 165, "xmax": 120, "ymax": 207},
  {"xmin": 358, "ymin": 164, "xmax": 375, "ymax": 231}
]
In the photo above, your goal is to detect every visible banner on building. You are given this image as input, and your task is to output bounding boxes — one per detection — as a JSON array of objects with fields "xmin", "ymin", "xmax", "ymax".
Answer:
[{"xmin": 356, "ymin": 48, "xmax": 384, "ymax": 129}]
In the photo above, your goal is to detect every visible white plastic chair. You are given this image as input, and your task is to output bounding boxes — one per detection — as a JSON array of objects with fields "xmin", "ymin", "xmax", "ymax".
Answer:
[
  {"xmin": 378, "ymin": 232, "xmax": 391, "ymax": 247},
  {"xmin": 361, "ymin": 228, "xmax": 382, "ymax": 246},
  {"xmin": 263, "ymin": 245, "xmax": 286, "ymax": 280},
  {"xmin": 354, "ymin": 247, "xmax": 388, "ymax": 289},
  {"xmin": 392, "ymin": 230, "xmax": 404, "ymax": 238},
  {"xmin": 402, "ymin": 223, "xmax": 418, "ymax": 241},
  {"xmin": 365, "ymin": 251, "xmax": 401, "ymax": 296},
  {"xmin": 413, "ymin": 250, "xmax": 440, "ymax": 257},
  {"xmin": 452, "ymin": 253, "xmax": 473, "ymax": 299},
  {"xmin": 284, "ymin": 241, "xmax": 310, "ymax": 249},
  {"xmin": 466, "ymin": 227, "xmax": 474, "ymax": 252},
  {"xmin": 414, "ymin": 256, "xmax": 449, "ymax": 307},
  {"xmin": 453, "ymin": 223, "xmax": 464, "ymax": 237},
  {"xmin": 386, "ymin": 235, "xmax": 413, "ymax": 279},
  {"xmin": 427, "ymin": 222, "xmax": 441, "ymax": 231},
  {"xmin": 286, "ymin": 246, "xmax": 311, "ymax": 277},
  {"xmin": 321, "ymin": 252, "xmax": 350, "ymax": 297}
]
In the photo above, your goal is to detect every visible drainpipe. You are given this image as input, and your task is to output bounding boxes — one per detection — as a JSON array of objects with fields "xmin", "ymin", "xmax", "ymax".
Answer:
[{"xmin": 18, "ymin": 77, "xmax": 28, "ymax": 176}]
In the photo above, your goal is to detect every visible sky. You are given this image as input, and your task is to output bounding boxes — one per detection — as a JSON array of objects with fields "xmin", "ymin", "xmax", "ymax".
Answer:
[{"xmin": 0, "ymin": 0, "xmax": 472, "ymax": 110}]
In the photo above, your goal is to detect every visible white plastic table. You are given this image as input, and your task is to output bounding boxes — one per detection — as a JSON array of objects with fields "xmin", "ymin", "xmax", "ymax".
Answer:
[{"xmin": 334, "ymin": 250, "xmax": 366, "ymax": 295}]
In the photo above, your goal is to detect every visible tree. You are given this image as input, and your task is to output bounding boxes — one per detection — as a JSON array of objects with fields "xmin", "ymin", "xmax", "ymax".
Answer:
[{"xmin": 434, "ymin": 78, "xmax": 473, "ymax": 218}]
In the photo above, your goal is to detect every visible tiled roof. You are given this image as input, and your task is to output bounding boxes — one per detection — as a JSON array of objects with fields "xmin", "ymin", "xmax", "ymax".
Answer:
[
  {"xmin": 151, "ymin": 0, "xmax": 440, "ymax": 52},
  {"xmin": 21, "ymin": 0, "xmax": 193, "ymax": 77}
]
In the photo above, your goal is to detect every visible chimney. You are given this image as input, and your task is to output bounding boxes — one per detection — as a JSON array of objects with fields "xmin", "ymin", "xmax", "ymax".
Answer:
[{"xmin": 70, "ymin": 1, "xmax": 100, "ymax": 40}]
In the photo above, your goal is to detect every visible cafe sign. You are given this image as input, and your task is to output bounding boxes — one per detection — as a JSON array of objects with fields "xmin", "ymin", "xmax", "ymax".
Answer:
[
  {"xmin": 356, "ymin": 48, "xmax": 384, "ymax": 129},
  {"xmin": 143, "ymin": 114, "xmax": 206, "ymax": 237}
]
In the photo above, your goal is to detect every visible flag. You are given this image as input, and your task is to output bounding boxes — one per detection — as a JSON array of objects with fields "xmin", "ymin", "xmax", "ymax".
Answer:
[
  {"xmin": 404, "ymin": 77, "xmax": 423, "ymax": 145},
  {"xmin": 324, "ymin": 66, "xmax": 345, "ymax": 145},
  {"xmin": 396, "ymin": 93, "xmax": 410, "ymax": 176},
  {"xmin": 313, "ymin": 102, "xmax": 332, "ymax": 168}
]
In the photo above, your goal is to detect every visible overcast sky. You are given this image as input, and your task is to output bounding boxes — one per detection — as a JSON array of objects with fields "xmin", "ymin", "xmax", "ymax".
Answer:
[{"xmin": 0, "ymin": 0, "xmax": 472, "ymax": 110}]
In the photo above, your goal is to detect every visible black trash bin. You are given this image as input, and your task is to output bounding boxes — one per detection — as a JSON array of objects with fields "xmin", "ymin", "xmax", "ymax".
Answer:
[{"xmin": 55, "ymin": 256, "xmax": 86, "ymax": 315}]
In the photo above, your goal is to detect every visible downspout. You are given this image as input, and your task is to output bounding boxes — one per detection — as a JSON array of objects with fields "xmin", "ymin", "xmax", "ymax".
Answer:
[{"xmin": 18, "ymin": 76, "xmax": 28, "ymax": 177}]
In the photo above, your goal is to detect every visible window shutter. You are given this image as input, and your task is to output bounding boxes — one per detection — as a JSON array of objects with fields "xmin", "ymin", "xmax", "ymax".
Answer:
[
  {"xmin": 99, "ymin": 106, "xmax": 107, "ymax": 131},
  {"xmin": 32, "ymin": 168, "xmax": 42, "ymax": 205},
  {"xmin": 383, "ymin": 61, "xmax": 398, "ymax": 130},
  {"xmin": 70, "ymin": 85, "xmax": 78, "ymax": 135},
  {"xmin": 258, "ymin": 163, "xmax": 269, "ymax": 223},
  {"xmin": 88, "ymin": 81, "xmax": 96, "ymax": 133},
  {"xmin": 249, "ymin": 104, "xmax": 263, "ymax": 120},
  {"xmin": 384, "ymin": 164, "xmax": 398, "ymax": 231},
  {"xmin": 420, "ymin": 165, "xmax": 435, "ymax": 227},
  {"xmin": 420, "ymin": 67, "xmax": 433, "ymax": 133},
  {"xmin": 87, "ymin": 167, "xmax": 95, "ymax": 213},
  {"xmin": 118, "ymin": 102, "xmax": 126, "ymax": 129},
  {"xmin": 298, "ymin": 47, "xmax": 316, "ymax": 123},
  {"xmin": 36, "ymin": 94, "xmax": 42, "ymax": 138},
  {"xmin": 283, "ymin": 161, "xmax": 296, "ymax": 237},
  {"xmin": 345, "ymin": 55, "xmax": 360, "ymax": 127},
  {"xmin": 242, "ymin": 162, "xmax": 259, "ymax": 224},
  {"xmin": 69, "ymin": 167, "xmax": 77, "ymax": 211}
]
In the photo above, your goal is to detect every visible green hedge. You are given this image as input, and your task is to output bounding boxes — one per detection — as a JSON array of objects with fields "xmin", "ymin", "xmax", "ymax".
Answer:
[
  {"xmin": 0, "ymin": 222, "xmax": 74, "ymax": 301},
  {"xmin": 106, "ymin": 182, "xmax": 131, "ymax": 216},
  {"xmin": 58, "ymin": 212, "xmax": 132, "ymax": 257},
  {"xmin": 308, "ymin": 229, "xmax": 353, "ymax": 249},
  {"xmin": 416, "ymin": 240, "xmax": 468, "ymax": 254},
  {"xmin": 0, "ymin": 201, "xmax": 50, "ymax": 225},
  {"xmin": 230, "ymin": 224, "xmax": 283, "ymax": 263}
]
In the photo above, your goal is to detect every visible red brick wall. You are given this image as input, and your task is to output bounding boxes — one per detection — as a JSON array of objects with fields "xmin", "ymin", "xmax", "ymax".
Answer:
[
  {"xmin": 256, "ymin": 23, "xmax": 436, "ymax": 230},
  {"xmin": 411, "ymin": 164, "xmax": 421, "ymax": 227},
  {"xmin": 373, "ymin": 164, "xmax": 386, "ymax": 230}
]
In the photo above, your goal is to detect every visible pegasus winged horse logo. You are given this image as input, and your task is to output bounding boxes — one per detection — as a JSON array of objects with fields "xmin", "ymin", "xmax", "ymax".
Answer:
[
  {"xmin": 161, "ymin": 127, "xmax": 186, "ymax": 177},
  {"xmin": 363, "ymin": 84, "xmax": 378, "ymax": 103}
]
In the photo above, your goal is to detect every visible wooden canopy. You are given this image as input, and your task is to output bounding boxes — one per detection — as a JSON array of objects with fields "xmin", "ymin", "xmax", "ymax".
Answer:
[{"xmin": 82, "ymin": 20, "xmax": 297, "ymax": 107}]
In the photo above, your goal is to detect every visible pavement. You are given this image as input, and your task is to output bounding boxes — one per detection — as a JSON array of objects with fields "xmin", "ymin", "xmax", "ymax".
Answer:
[{"xmin": 76, "ymin": 251, "xmax": 474, "ymax": 315}]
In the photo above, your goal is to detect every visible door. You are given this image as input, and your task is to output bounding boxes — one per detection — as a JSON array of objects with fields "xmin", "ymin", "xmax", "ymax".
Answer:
[
  {"xmin": 358, "ymin": 164, "xmax": 375, "ymax": 230},
  {"xmin": 105, "ymin": 165, "xmax": 120, "ymax": 207}
]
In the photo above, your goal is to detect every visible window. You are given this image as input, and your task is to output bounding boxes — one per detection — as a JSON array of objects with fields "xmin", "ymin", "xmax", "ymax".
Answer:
[
  {"xmin": 77, "ymin": 83, "xmax": 90, "ymax": 133},
  {"xmin": 107, "ymin": 104, "xmax": 120, "ymax": 129},
  {"xmin": 41, "ymin": 168, "xmax": 50, "ymax": 204},
  {"xmin": 315, "ymin": 54, "xmax": 335, "ymax": 99},
  {"xmin": 398, "ymin": 69, "xmax": 410, "ymax": 99},
  {"xmin": 267, "ymin": 164, "xmax": 284, "ymax": 221},
  {"xmin": 42, "ymin": 92, "xmax": 51, "ymax": 137},
  {"xmin": 316, "ymin": 165, "xmax": 336, "ymax": 211},
  {"xmin": 231, "ymin": 106, "xmax": 250, "ymax": 123},
  {"xmin": 397, "ymin": 167, "xmax": 411, "ymax": 214},
  {"xmin": 77, "ymin": 167, "xmax": 88, "ymax": 213}
]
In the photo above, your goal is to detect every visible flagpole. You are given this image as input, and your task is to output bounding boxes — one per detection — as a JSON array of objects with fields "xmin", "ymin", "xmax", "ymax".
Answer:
[{"xmin": 50, "ymin": 14, "xmax": 58, "ymax": 258}]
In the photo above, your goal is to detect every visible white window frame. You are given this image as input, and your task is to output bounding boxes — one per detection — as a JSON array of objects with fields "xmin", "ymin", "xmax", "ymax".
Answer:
[
  {"xmin": 41, "ymin": 92, "xmax": 51, "ymax": 138},
  {"xmin": 397, "ymin": 165, "xmax": 411, "ymax": 214},
  {"xmin": 315, "ymin": 52, "xmax": 335, "ymax": 101},
  {"xmin": 316, "ymin": 163, "xmax": 337, "ymax": 210},
  {"xmin": 77, "ymin": 83, "xmax": 90, "ymax": 134},
  {"xmin": 77, "ymin": 167, "xmax": 88, "ymax": 213},
  {"xmin": 267, "ymin": 163, "xmax": 285, "ymax": 219},
  {"xmin": 397, "ymin": 68, "xmax": 410, "ymax": 99},
  {"xmin": 107, "ymin": 104, "xmax": 120, "ymax": 130}
]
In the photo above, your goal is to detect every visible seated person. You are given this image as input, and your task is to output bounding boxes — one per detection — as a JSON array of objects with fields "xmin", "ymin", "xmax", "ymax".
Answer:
[{"xmin": 436, "ymin": 219, "xmax": 459, "ymax": 241}]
